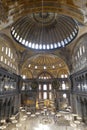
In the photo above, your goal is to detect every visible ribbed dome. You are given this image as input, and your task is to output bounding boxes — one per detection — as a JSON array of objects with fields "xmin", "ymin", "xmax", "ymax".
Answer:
[
  {"xmin": 28, "ymin": 54, "xmax": 64, "ymax": 67},
  {"xmin": 21, "ymin": 54, "xmax": 69, "ymax": 79},
  {"xmin": 11, "ymin": 12, "xmax": 78, "ymax": 50},
  {"xmin": 25, "ymin": 54, "xmax": 67, "ymax": 69}
]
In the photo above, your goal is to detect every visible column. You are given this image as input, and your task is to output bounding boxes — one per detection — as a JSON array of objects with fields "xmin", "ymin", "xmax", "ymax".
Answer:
[
  {"xmin": 0, "ymin": 100, "xmax": 3, "ymax": 120},
  {"xmin": 83, "ymin": 100, "xmax": 87, "ymax": 122},
  {"xmin": 80, "ymin": 100, "xmax": 85, "ymax": 122}
]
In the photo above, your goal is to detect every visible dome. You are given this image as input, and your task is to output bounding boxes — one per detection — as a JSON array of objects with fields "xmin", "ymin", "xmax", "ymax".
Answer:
[
  {"xmin": 27, "ymin": 54, "xmax": 65, "ymax": 67},
  {"xmin": 22, "ymin": 54, "xmax": 68, "ymax": 70},
  {"xmin": 11, "ymin": 12, "xmax": 78, "ymax": 50},
  {"xmin": 21, "ymin": 54, "xmax": 69, "ymax": 78}
]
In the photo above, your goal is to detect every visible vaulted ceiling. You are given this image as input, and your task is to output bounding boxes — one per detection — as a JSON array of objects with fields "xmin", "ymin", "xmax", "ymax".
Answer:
[
  {"xmin": 1, "ymin": 0, "xmax": 87, "ymax": 28},
  {"xmin": 21, "ymin": 54, "xmax": 69, "ymax": 78},
  {"xmin": 0, "ymin": 0, "xmax": 87, "ymax": 77}
]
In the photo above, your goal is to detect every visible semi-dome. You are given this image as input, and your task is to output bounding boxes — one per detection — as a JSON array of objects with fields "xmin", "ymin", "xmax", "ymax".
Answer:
[{"xmin": 11, "ymin": 12, "xmax": 78, "ymax": 50}]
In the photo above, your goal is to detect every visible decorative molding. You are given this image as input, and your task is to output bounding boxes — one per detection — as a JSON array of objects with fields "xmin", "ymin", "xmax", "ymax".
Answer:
[{"xmin": 0, "ymin": 0, "xmax": 7, "ymax": 23}]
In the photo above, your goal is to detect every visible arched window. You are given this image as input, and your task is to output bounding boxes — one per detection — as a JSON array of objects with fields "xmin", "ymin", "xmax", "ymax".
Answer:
[
  {"xmin": 38, "ymin": 72, "xmax": 52, "ymax": 79},
  {"xmin": 0, "ymin": 34, "xmax": 18, "ymax": 74},
  {"xmin": 38, "ymin": 72, "xmax": 53, "ymax": 101}
]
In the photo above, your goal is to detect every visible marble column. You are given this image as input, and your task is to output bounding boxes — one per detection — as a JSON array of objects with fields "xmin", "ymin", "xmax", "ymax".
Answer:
[
  {"xmin": 76, "ymin": 98, "xmax": 80, "ymax": 115},
  {"xmin": 75, "ymin": 96, "xmax": 80, "ymax": 115},
  {"xmin": 0, "ymin": 100, "xmax": 3, "ymax": 119},
  {"xmin": 80, "ymin": 100, "xmax": 85, "ymax": 122},
  {"xmin": 84, "ymin": 101, "xmax": 87, "ymax": 123},
  {"xmin": 85, "ymin": 102, "xmax": 87, "ymax": 116}
]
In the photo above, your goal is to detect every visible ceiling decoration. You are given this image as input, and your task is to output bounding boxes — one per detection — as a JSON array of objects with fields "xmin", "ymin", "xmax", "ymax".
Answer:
[
  {"xmin": 0, "ymin": 0, "xmax": 87, "ymax": 30},
  {"xmin": 21, "ymin": 54, "xmax": 69, "ymax": 78},
  {"xmin": 0, "ymin": 0, "xmax": 7, "ymax": 23},
  {"xmin": 22, "ymin": 54, "xmax": 68, "ymax": 70},
  {"xmin": 28, "ymin": 54, "xmax": 64, "ymax": 67},
  {"xmin": 11, "ymin": 13, "xmax": 78, "ymax": 50}
]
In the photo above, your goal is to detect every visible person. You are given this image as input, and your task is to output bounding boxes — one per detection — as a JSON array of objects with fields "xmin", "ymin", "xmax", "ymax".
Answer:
[{"xmin": 54, "ymin": 115, "xmax": 57, "ymax": 123}]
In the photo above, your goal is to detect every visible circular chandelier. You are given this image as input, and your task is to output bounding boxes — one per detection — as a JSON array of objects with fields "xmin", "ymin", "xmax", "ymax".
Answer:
[{"xmin": 11, "ymin": 12, "xmax": 78, "ymax": 50}]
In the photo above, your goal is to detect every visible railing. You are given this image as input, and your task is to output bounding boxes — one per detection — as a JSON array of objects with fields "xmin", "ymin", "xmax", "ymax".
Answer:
[
  {"xmin": 71, "ymin": 90, "xmax": 87, "ymax": 95},
  {"xmin": 56, "ymin": 90, "xmax": 70, "ymax": 93},
  {"xmin": 21, "ymin": 89, "xmax": 37, "ymax": 93},
  {"xmin": 0, "ymin": 90, "xmax": 18, "ymax": 96}
]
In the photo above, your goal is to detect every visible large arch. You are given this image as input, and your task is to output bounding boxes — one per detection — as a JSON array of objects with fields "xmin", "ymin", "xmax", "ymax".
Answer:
[
  {"xmin": 71, "ymin": 33, "xmax": 87, "ymax": 72},
  {"xmin": 20, "ymin": 53, "xmax": 69, "ymax": 78},
  {"xmin": 37, "ymin": 71, "xmax": 53, "ymax": 79},
  {"xmin": 3, "ymin": 0, "xmax": 86, "ymax": 24},
  {"xmin": 0, "ymin": 33, "xmax": 19, "ymax": 74}
]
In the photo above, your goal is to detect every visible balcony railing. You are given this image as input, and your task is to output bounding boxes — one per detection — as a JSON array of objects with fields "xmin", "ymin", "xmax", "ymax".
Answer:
[
  {"xmin": 72, "ymin": 89, "xmax": 87, "ymax": 95},
  {"xmin": 0, "ymin": 90, "xmax": 18, "ymax": 95}
]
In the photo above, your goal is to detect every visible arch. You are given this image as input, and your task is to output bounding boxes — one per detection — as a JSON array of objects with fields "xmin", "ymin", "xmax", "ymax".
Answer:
[
  {"xmin": 21, "ymin": 68, "xmax": 33, "ymax": 79},
  {"xmin": 37, "ymin": 71, "xmax": 53, "ymax": 79},
  {"xmin": 0, "ymin": 33, "xmax": 19, "ymax": 74},
  {"xmin": 9, "ymin": 1, "xmax": 85, "ymax": 24},
  {"xmin": 72, "ymin": 33, "xmax": 87, "ymax": 55},
  {"xmin": 22, "ymin": 53, "xmax": 67, "ymax": 65},
  {"xmin": 0, "ymin": 33, "xmax": 17, "ymax": 51},
  {"xmin": 57, "ymin": 69, "xmax": 69, "ymax": 78},
  {"xmin": 72, "ymin": 33, "xmax": 87, "ymax": 72},
  {"xmin": 21, "ymin": 53, "xmax": 69, "ymax": 78}
]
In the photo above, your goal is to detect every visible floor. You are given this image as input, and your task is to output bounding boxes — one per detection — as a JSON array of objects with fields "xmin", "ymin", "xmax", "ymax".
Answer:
[{"xmin": 2, "ymin": 109, "xmax": 87, "ymax": 130}]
